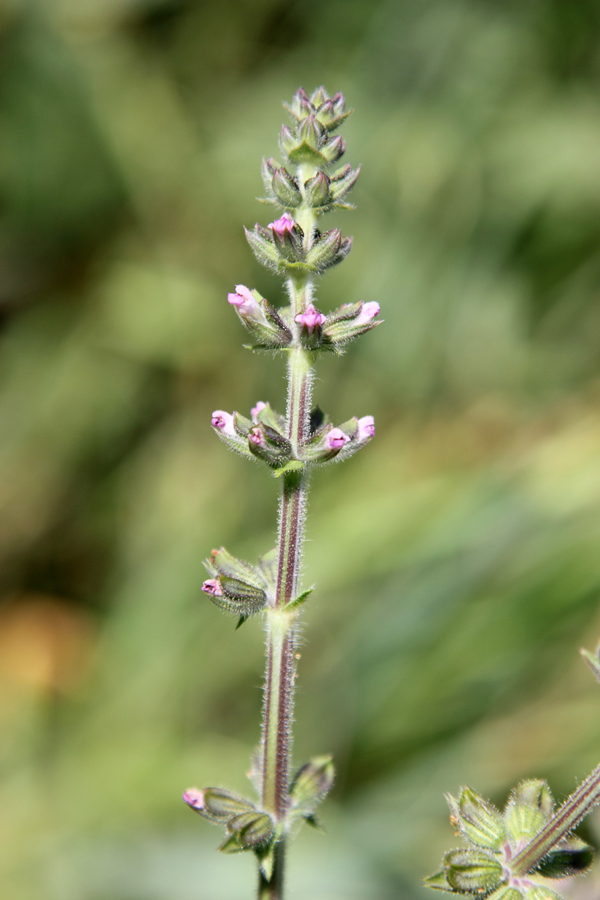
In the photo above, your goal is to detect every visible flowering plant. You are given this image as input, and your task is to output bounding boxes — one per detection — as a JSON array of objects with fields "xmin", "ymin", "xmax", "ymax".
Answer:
[{"xmin": 182, "ymin": 87, "xmax": 380, "ymax": 899}]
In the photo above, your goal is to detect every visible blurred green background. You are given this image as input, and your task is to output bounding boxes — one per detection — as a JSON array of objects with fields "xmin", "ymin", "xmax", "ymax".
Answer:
[{"xmin": 3, "ymin": 0, "xmax": 600, "ymax": 897}]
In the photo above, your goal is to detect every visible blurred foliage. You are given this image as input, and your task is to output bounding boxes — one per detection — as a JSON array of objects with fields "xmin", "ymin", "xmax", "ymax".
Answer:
[{"xmin": 2, "ymin": 0, "xmax": 600, "ymax": 897}]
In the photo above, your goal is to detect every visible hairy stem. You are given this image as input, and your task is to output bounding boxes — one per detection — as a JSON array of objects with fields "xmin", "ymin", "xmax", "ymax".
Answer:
[
  {"xmin": 259, "ymin": 278, "xmax": 313, "ymax": 899},
  {"xmin": 258, "ymin": 843, "xmax": 286, "ymax": 900},
  {"xmin": 511, "ymin": 760, "xmax": 600, "ymax": 876}
]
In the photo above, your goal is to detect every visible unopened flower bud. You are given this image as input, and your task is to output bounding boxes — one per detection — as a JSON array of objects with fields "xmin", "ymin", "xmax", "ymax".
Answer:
[
  {"xmin": 356, "ymin": 301, "xmax": 380, "ymax": 325},
  {"xmin": 304, "ymin": 172, "xmax": 331, "ymax": 209},
  {"xmin": 295, "ymin": 303, "xmax": 326, "ymax": 333},
  {"xmin": 268, "ymin": 212, "xmax": 296, "ymax": 236},
  {"xmin": 202, "ymin": 578, "xmax": 223, "ymax": 597},
  {"xmin": 443, "ymin": 849, "xmax": 504, "ymax": 894},
  {"xmin": 320, "ymin": 135, "xmax": 346, "ymax": 164},
  {"xmin": 272, "ymin": 167, "xmax": 302, "ymax": 208},
  {"xmin": 182, "ymin": 788, "xmax": 205, "ymax": 811},
  {"xmin": 251, "ymin": 401, "xmax": 267, "ymax": 420},
  {"xmin": 288, "ymin": 87, "xmax": 312, "ymax": 120},
  {"xmin": 289, "ymin": 755, "xmax": 335, "ymax": 820},
  {"xmin": 357, "ymin": 416, "xmax": 375, "ymax": 441},
  {"xmin": 212, "ymin": 410, "xmax": 236, "ymax": 436},
  {"xmin": 326, "ymin": 428, "xmax": 350, "ymax": 450},
  {"xmin": 249, "ymin": 426, "xmax": 267, "ymax": 448},
  {"xmin": 298, "ymin": 114, "xmax": 323, "ymax": 150},
  {"xmin": 306, "ymin": 229, "xmax": 352, "ymax": 273},
  {"xmin": 310, "ymin": 86, "xmax": 329, "ymax": 107},
  {"xmin": 329, "ymin": 164, "xmax": 360, "ymax": 204},
  {"xmin": 279, "ymin": 124, "xmax": 297, "ymax": 157}
]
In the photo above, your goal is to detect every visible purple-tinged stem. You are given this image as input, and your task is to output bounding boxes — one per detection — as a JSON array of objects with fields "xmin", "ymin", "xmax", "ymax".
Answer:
[
  {"xmin": 511, "ymin": 760, "xmax": 600, "ymax": 876},
  {"xmin": 259, "ymin": 280, "xmax": 313, "ymax": 898}
]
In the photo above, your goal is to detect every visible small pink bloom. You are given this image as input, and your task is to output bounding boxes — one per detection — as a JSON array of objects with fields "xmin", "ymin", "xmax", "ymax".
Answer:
[
  {"xmin": 356, "ymin": 301, "xmax": 380, "ymax": 326},
  {"xmin": 202, "ymin": 579, "xmax": 223, "ymax": 597},
  {"xmin": 227, "ymin": 284, "xmax": 260, "ymax": 315},
  {"xmin": 326, "ymin": 428, "xmax": 350, "ymax": 450},
  {"xmin": 182, "ymin": 788, "xmax": 205, "ymax": 810},
  {"xmin": 211, "ymin": 410, "xmax": 236, "ymax": 436},
  {"xmin": 268, "ymin": 213, "xmax": 295, "ymax": 235},
  {"xmin": 357, "ymin": 415, "xmax": 375, "ymax": 441},
  {"xmin": 295, "ymin": 303, "xmax": 326, "ymax": 333},
  {"xmin": 251, "ymin": 401, "xmax": 267, "ymax": 420},
  {"xmin": 249, "ymin": 426, "xmax": 266, "ymax": 448}
]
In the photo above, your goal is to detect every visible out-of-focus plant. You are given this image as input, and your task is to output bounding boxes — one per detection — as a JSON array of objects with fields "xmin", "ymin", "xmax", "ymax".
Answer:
[
  {"xmin": 181, "ymin": 87, "xmax": 379, "ymax": 899},
  {"xmin": 426, "ymin": 645, "xmax": 600, "ymax": 900}
]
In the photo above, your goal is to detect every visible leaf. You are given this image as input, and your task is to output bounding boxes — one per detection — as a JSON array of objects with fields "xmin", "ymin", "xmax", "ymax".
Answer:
[
  {"xmin": 285, "ymin": 586, "xmax": 315, "ymax": 610},
  {"xmin": 272, "ymin": 459, "xmax": 305, "ymax": 478}
]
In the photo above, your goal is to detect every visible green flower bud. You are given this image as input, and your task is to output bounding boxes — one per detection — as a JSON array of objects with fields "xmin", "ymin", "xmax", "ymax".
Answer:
[
  {"xmin": 443, "ymin": 849, "xmax": 505, "ymax": 894},
  {"xmin": 272, "ymin": 167, "xmax": 302, "ymax": 208},
  {"xmin": 447, "ymin": 787, "xmax": 506, "ymax": 850},
  {"xmin": 245, "ymin": 224, "xmax": 283, "ymax": 271},
  {"xmin": 329, "ymin": 164, "xmax": 361, "ymax": 206},
  {"xmin": 319, "ymin": 135, "xmax": 346, "ymax": 164},
  {"xmin": 287, "ymin": 87, "xmax": 312, "ymax": 120},
  {"xmin": 227, "ymin": 811, "xmax": 274, "ymax": 848},
  {"xmin": 288, "ymin": 755, "xmax": 335, "ymax": 820},
  {"xmin": 305, "ymin": 228, "xmax": 339, "ymax": 269},
  {"xmin": 298, "ymin": 114, "xmax": 324, "ymax": 151},
  {"xmin": 487, "ymin": 889, "xmax": 523, "ymax": 900},
  {"xmin": 202, "ymin": 788, "xmax": 256, "ymax": 822},
  {"xmin": 524, "ymin": 887, "xmax": 564, "ymax": 900},
  {"xmin": 505, "ymin": 780, "xmax": 554, "ymax": 847},
  {"xmin": 304, "ymin": 172, "xmax": 331, "ymax": 209}
]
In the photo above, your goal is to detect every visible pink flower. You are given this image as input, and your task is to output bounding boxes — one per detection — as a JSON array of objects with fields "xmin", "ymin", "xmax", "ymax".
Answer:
[
  {"xmin": 326, "ymin": 428, "xmax": 350, "ymax": 450},
  {"xmin": 355, "ymin": 301, "xmax": 380, "ymax": 326},
  {"xmin": 182, "ymin": 788, "xmax": 205, "ymax": 811},
  {"xmin": 211, "ymin": 410, "xmax": 236, "ymax": 436},
  {"xmin": 202, "ymin": 579, "xmax": 223, "ymax": 597},
  {"xmin": 227, "ymin": 284, "xmax": 260, "ymax": 315},
  {"xmin": 251, "ymin": 401, "xmax": 267, "ymax": 420},
  {"xmin": 268, "ymin": 213, "xmax": 295, "ymax": 235},
  {"xmin": 249, "ymin": 426, "xmax": 266, "ymax": 448},
  {"xmin": 357, "ymin": 415, "xmax": 375, "ymax": 440},
  {"xmin": 295, "ymin": 303, "xmax": 326, "ymax": 333}
]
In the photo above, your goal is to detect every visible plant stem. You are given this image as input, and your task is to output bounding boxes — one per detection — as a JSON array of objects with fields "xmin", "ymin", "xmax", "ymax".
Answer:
[
  {"xmin": 259, "ymin": 277, "xmax": 313, "ymax": 899},
  {"xmin": 511, "ymin": 760, "xmax": 600, "ymax": 876},
  {"xmin": 258, "ymin": 843, "xmax": 286, "ymax": 900}
]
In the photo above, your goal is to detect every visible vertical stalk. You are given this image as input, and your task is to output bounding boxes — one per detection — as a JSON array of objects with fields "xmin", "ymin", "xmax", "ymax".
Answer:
[
  {"xmin": 511, "ymin": 760, "xmax": 600, "ymax": 876},
  {"xmin": 259, "ymin": 276, "xmax": 313, "ymax": 900}
]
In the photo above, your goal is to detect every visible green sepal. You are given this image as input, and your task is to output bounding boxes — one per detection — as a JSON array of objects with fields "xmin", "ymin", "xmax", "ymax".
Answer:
[
  {"xmin": 305, "ymin": 814, "xmax": 324, "ymax": 831},
  {"xmin": 443, "ymin": 849, "xmax": 504, "ymax": 894},
  {"xmin": 424, "ymin": 870, "xmax": 455, "ymax": 892},
  {"xmin": 505, "ymin": 780, "xmax": 554, "ymax": 846},
  {"xmin": 235, "ymin": 616, "xmax": 246, "ymax": 630},
  {"xmin": 220, "ymin": 576, "xmax": 267, "ymax": 605},
  {"xmin": 524, "ymin": 887, "xmax": 564, "ymax": 900},
  {"xmin": 202, "ymin": 788, "xmax": 256, "ymax": 821},
  {"xmin": 255, "ymin": 402, "xmax": 286, "ymax": 433},
  {"xmin": 206, "ymin": 547, "xmax": 266, "ymax": 589},
  {"xmin": 218, "ymin": 833, "xmax": 246, "ymax": 854},
  {"xmin": 255, "ymin": 843, "xmax": 276, "ymax": 881},
  {"xmin": 257, "ymin": 548, "xmax": 277, "ymax": 590},
  {"xmin": 487, "ymin": 889, "xmax": 523, "ymax": 900},
  {"xmin": 446, "ymin": 787, "xmax": 506, "ymax": 850},
  {"xmin": 534, "ymin": 837, "xmax": 594, "ymax": 877},
  {"xmin": 228, "ymin": 811, "xmax": 274, "ymax": 848},
  {"xmin": 288, "ymin": 755, "xmax": 335, "ymax": 820},
  {"xmin": 285, "ymin": 586, "xmax": 315, "ymax": 610}
]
